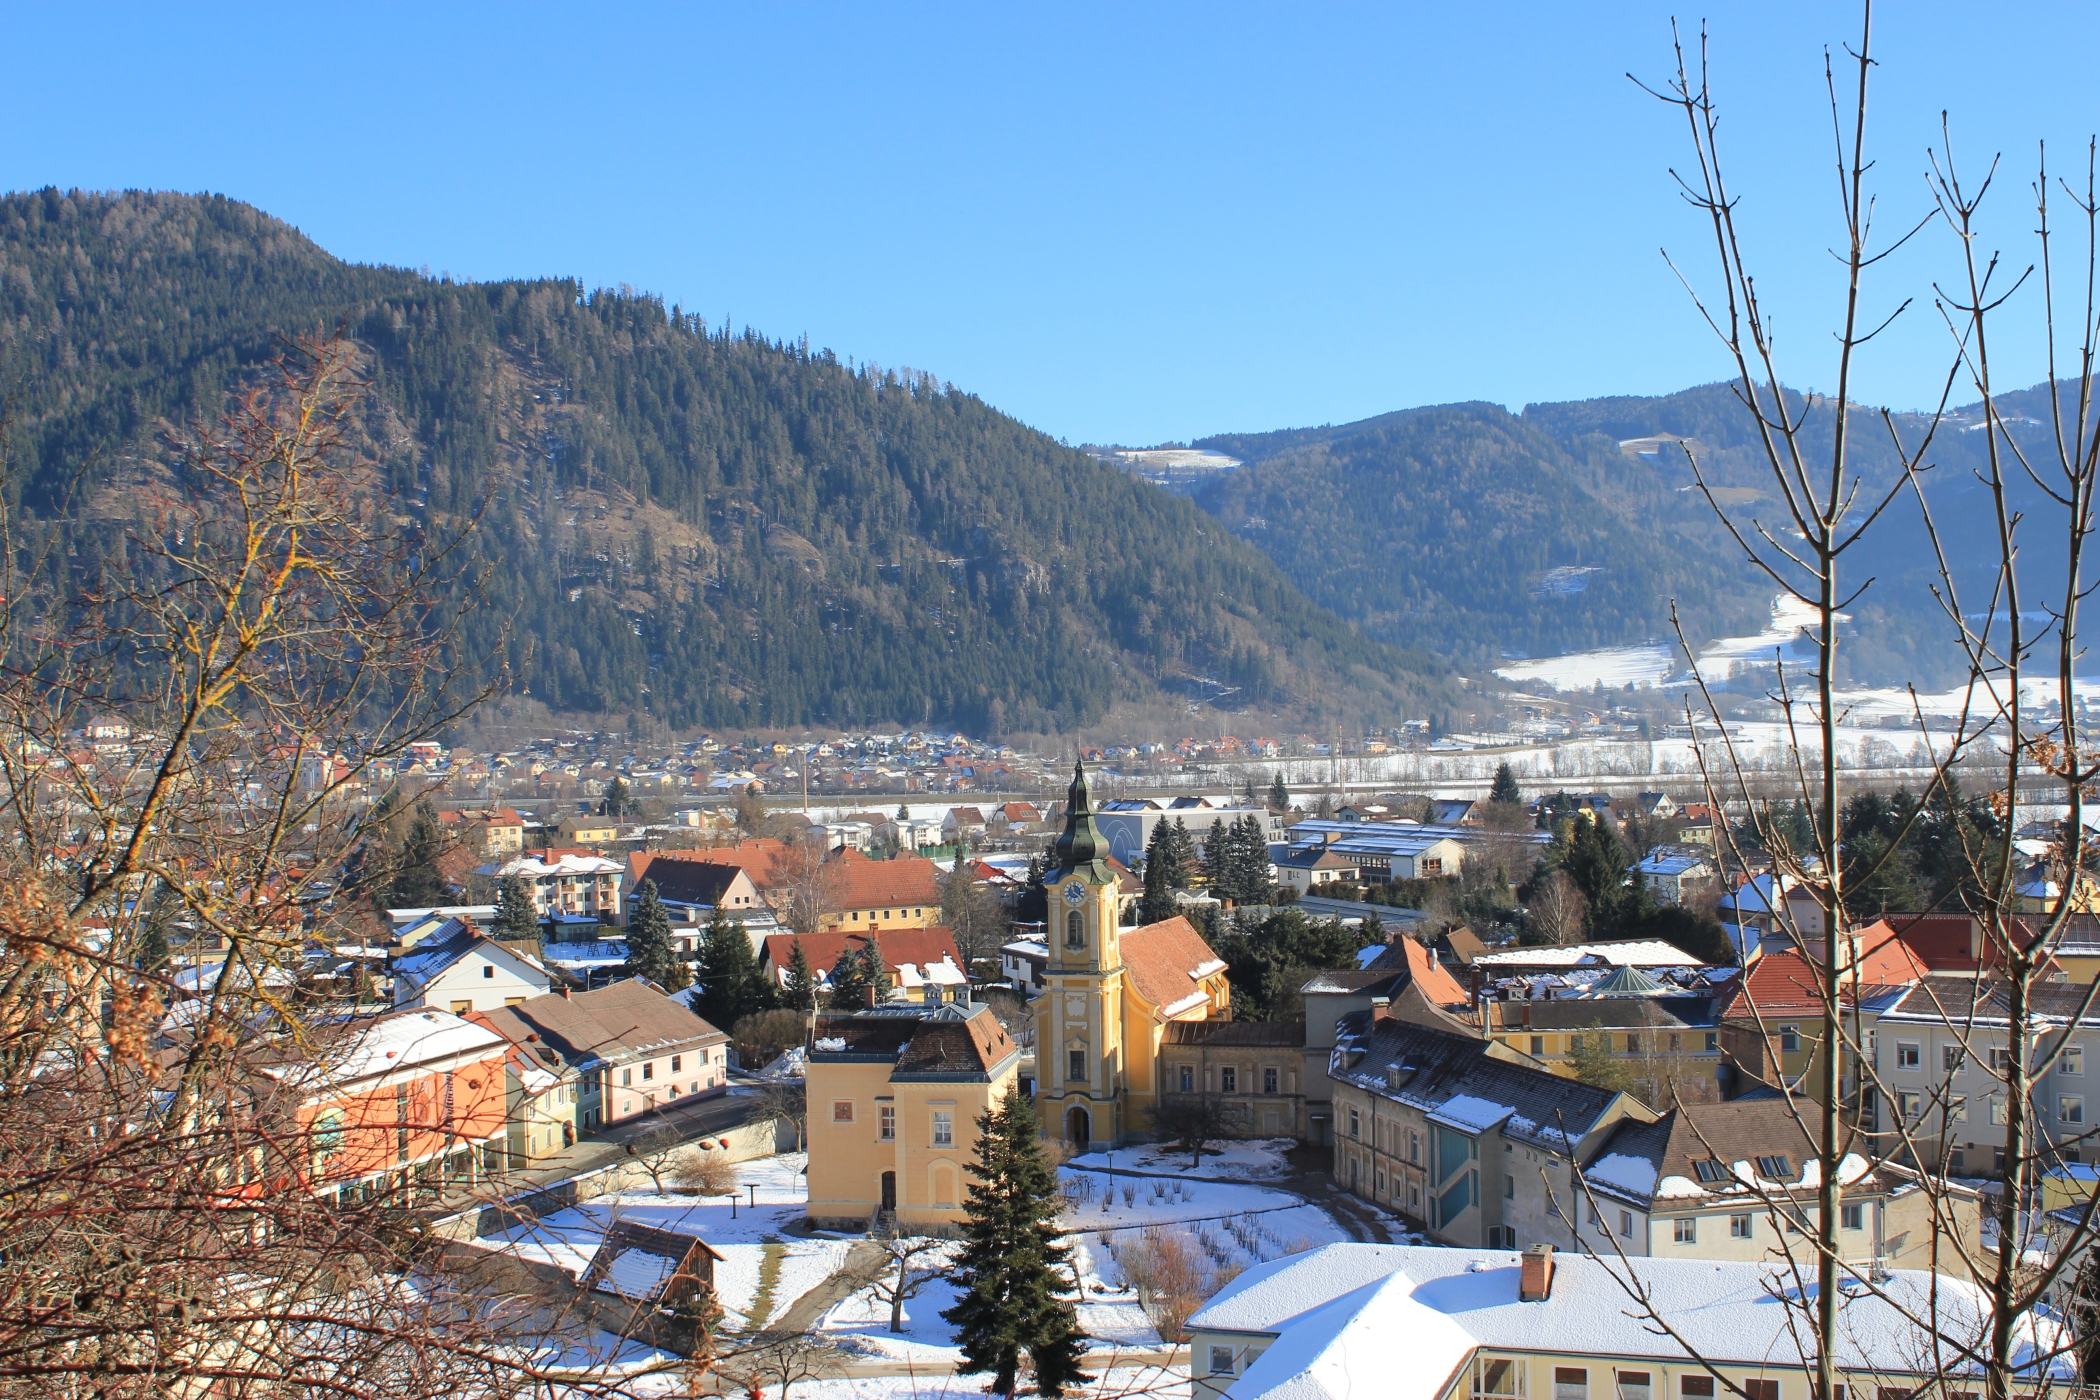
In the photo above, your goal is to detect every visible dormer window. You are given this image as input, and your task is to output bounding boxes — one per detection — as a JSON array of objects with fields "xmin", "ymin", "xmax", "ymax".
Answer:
[{"xmin": 1692, "ymin": 1159, "xmax": 1728, "ymax": 1184}]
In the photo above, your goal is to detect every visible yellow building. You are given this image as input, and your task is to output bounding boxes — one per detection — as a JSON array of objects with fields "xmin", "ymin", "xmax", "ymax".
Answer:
[
  {"xmin": 804, "ymin": 1003, "xmax": 1021, "ymax": 1229},
  {"xmin": 1035, "ymin": 761, "xmax": 1232, "ymax": 1148}
]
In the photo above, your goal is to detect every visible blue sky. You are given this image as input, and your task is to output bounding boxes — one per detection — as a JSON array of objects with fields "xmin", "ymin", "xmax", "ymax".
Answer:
[{"xmin": 6, "ymin": 2, "xmax": 2096, "ymax": 445}]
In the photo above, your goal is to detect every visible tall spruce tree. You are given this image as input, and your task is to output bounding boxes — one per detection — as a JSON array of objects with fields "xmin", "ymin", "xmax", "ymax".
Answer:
[
  {"xmin": 1164, "ymin": 817, "xmax": 1199, "ymax": 890},
  {"xmin": 1139, "ymin": 822, "xmax": 1179, "ymax": 926},
  {"xmin": 827, "ymin": 940, "xmax": 871, "ymax": 1009},
  {"xmin": 387, "ymin": 802, "xmax": 449, "ymax": 908},
  {"xmin": 862, "ymin": 934, "xmax": 892, "ymax": 1003},
  {"xmin": 1269, "ymin": 771, "xmax": 1289, "ymax": 811},
  {"xmin": 1490, "ymin": 762, "xmax": 1522, "ymax": 807},
  {"xmin": 494, "ymin": 874, "xmax": 541, "ymax": 942},
  {"xmin": 697, "ymin": 906, "xmax": 764, "ymax": 1027},
  {"xmin": 137, "ymin": 878, "xmax": 178, "ymax": 972},
  {"xmin": 942, "ymin": 1087, "xmax": 1091, "ymax": 1397},
  {"xmin": 782, "ymin": 936, "xmax": 818, "ymax": 1012},
  {"xmin": 625, "ymin": 879, "xmax": 680, "ymax": 987}
]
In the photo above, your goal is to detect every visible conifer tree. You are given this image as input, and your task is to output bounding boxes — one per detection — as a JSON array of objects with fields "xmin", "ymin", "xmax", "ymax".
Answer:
[
  {"xmin": 625, "ymin": 878, "xmax": 680, "ymax": 987},
  {"xmin": 494, "ymin": 874, "xmax": 541, "ymax": 942},
  {"xmin": 862, "ymin": 933, "xmax": 891, "ymax": 1003},
  {"xmin": 387, "ymin": 802, "xmax": 449, "ymax": 908},
  {"xmin": 782, "ymin": 936, "xmax": 818, "ymax": 1011},
  {"xmin": 697, "ymin": 905, "xmax": 763, "ymax": 1027},
  {"xmin": 942, "ymin": 1087, "xmax": 1091, "ymax": 1397},
  {"xmin": 601, "ymin": 776, "xmax": 632, "ymax": 819},
  {"xmin": 827, "ymin": 939, "xmax": 871, "ymax": 1009},
  {"xmin": 1164, "ymin": 817, "xmax": 1199, "ymax": 888},
  {"xmin": 1139, "ymin": 822, "xmax": 1179, "ymax": 926},
  {"xmin": 137, "ymin": 878, "xmax": 178, "ymax": 973},
  {"xmin": 1269, "ymin": 771, "xmax": 1289, "ymax": 811},
  {"xmin": 1490, "ymin": 762, "xmax": 1522, "ymax": 807}
]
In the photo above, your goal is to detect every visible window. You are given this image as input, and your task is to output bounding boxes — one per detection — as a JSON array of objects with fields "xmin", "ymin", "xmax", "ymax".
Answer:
[
  {"xmin": 1618, "ymin": 1373, "xmax": 1652, "ymax": 1400},
  {"xmin": 450, "ymin": 999, "xmax": 472, "ymax": 1015},
  {"xmin": 1991, "ymin": 1095, "xmax": 2009, "ymax": 1126},
  {"xmin": 879, "ymin": 1106, "xmax": 896, "ymax": 1141},
  {"xmin": 1681, "ymin": 1378, "xmax": 1714, "ymax": 1399},
  {"xmin": 1673, "ymin": 1218, "xmax": 1696, "ymax": 1244},
  {"xmin": 1409, "ymin": 1128, "xmax": 1421, "ymax": 1164},
  {"xmin": 1505, "ymin": 1176, "xmax": 1516, "ymax": 1198},
  {"xmin": 1990, "ymin": 1046, "xmax": 2012, "ymax": 1071},
  {"xmin": 1221, "ymin": 1066, "xmax": 1238, "ymax": 1093},
  {"xmin": 1065, "ymin": 911, "xmax": 1085, "ymax": 949},
  {"xmin": 1210, "ymin": 1346, "xmax": 1235, "ymax": 1375},
  {"xmin": 1570, "ymin": 1035, "xmax": 1584, "ymax": 1054},
  {"xmin": 933, "ymin": 1110, "xmax": 953, "ymax": 1146},
  {"xmin": 1730, "ymin": 1213, "xmax": 1752, "ymax": 1238},
  {"xmin": 1779, "ymin": 1025, "xmax": 1801, "ymax": 1053},
  {"xmin": 1068, "ymin": 1050, "xmax": 1086, "ymax": 1082},
  {"xmin": 1264, "ymin": 1067, "xmax": 1280, "ymax": 1094},
  {"xmin": 1474, "ymin": 1356, "xmax": 1527, "ymax": 1399},
  {"xmin": 1693, "ymin": 1159, "xmax": 1728, "ymax": 1184},
  {"xmin": 1754, "ymin": 1155, "xmax": 1792, "ymax": 1179},
  {"xmin": 621, "ymin": 1068, "xmax": 632, "ymax": 1087},
  {"xmin": 832, "ymin": 1100, "xmax": 854, "ymax": 1123},
  {"xmin": 1531, "ymin": 1035, "xmax": 1545, "ymax": 1055},
  {"xmin": 2063, "ymin": 1095, "xmax": 2086, "ymax": 1125},
  {"xmin": 2066, "ymin": 1045, "xmax": 2086, "ymax": 1077},
  {"xmin": 1950, "ymin": 1096, "xmax": 1968, "ymax": 1123},
  {"xmin": 1178, "ymin": 1065, "xmax": 1194, "ymax": 1092},
  {"xmin": 1555, "ymin": 1367, "xmax": 1588, "ymax": 1400},
  {"xmin": 1898, "ymin": 1091, "xmax": 1922, "ymax": 1119},
  {"xmin": 1842, "ymin": 1202, "xmax": 1864, "ymax": 1229},
  {"xmin": 1619, "ymin": 1210, "xmax": 1634, "ymax": 1238},
  {"xmin": 1744, "ymin": 1383, "xmax": 1779, "ymax": 1400},
  {"xmin": 1705, "ymin": 1032, "xmax": 1720, "ymax": 1052},
  {"xmin": 1349, "ymin": 1107, "xmax": 1361, "ymax": 1139},
  {"xmin": 482, "ymin": 965, "xmax": 494, "ymax": 979},
  {"xmin": 671, "ymin": 1055, "xmax": 682, "ymax": 1074},
  {"xmin": 1944, "ymin": 1044, "xmax": 1967, "ymax": 1073},
  {"xmin": 1896, "ymin": 1041, "xmax": 1921, "ymax": 1069},
  {"xmin": 312, "ymin": 1110, "xmax": 345, "ymax": 1157}
]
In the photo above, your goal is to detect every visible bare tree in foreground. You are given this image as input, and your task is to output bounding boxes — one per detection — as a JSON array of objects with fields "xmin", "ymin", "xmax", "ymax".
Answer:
[{"xmin": 1589, "ymin": 6, "xmax": 2100, "ymax": 1398}]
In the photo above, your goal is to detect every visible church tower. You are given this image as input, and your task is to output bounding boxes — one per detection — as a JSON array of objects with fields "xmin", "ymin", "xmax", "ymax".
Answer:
[{"xmin": 1035, "ymin": 760, "xmax": 1127, "ymax": 1148}]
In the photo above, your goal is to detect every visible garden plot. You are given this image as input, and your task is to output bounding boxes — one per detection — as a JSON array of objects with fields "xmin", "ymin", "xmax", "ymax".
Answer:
[
  {"xmin": 1067, "ymin": 1137, "xmax": 1296, "ymax": 1181},
  {"xmin": 481, "ymin": 1153, "xmax": 848, "ymax": 1329}
]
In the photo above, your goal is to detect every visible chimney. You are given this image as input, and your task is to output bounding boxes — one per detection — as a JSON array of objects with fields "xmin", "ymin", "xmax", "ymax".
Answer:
[
  {"xmin": 863, "ymin": 985, "xmax": 877, "ymax": 1009},
  {"xmin": 562, "ymin": 984, "xmax": 572, "ymax": 1000},
  {"xmin": 1519, "ymin": 1245, "xmax": 1555, "ymax": 1301}
]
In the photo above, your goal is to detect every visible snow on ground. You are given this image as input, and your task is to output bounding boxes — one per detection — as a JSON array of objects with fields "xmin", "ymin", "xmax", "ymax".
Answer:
[
  {"xmin": 482, "ymin": 1153, "xmax": 845, "ymax": 1328},
  {"xmin": 766, "ymin": 1367, "xmax": 1189, "ymax": 1400},
  {"xmin": 1067, "ymin": 1138, "xmax": 1296, "ymax": 1182},
  {"xmin": 822, "ymin": 1256, "xmax": 969, "ymax": 1365},
  {"xmin": 1495, "ymin": 644, "xmax": 1675, "ymax": 692}
]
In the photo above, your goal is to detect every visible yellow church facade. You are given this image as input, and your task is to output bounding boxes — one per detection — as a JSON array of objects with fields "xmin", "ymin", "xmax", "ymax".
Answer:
[{"xmin": 1034, "ymin": 762, "xmax": 1232, "ymax": 1148}]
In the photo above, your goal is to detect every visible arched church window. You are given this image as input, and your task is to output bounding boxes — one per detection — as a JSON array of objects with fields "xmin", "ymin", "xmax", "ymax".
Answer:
[{"xmin": 1065, "ymin": 910, "xmax": 1086, "ymax": 949}]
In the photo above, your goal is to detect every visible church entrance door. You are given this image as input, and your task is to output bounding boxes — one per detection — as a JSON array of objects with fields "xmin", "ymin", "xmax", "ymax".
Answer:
[{"xmin": 1065, "ymin": 1105, "xmax": 1091, "ymax": 1147}]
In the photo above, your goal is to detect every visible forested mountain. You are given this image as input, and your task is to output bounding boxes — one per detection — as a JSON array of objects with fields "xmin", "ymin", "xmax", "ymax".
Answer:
[
  {"xmin": 1192, "ymin": 379, "xmax": 2092, "ymax": 687},
  {"xmin": 0, "ymin": 189, "xmax": 1443, "ymax": 734},
  {"xmin": 1191, "ymin": 402, "xmax": 1769, "ymax": 670}
]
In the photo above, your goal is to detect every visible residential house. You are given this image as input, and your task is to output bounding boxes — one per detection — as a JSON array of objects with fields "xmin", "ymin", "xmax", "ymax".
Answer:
[
  {"xmin": 267, "ymin": 1006, "xmax": 511, "ymax": 1204},
  {"xmin": 556, "ymin": 815, "xmax": 621, "ymax": 846},
  {"xmin": 1183, "ymin": 1243, "xmax": 2052, "ymax": 1400},
  {"xmin": 941, "ymin": 807, "xmax": 988, "ymax": 842},
  {"xmin": 1632, "ymin": 849, "xmax": 1716, "ymax": 906},
  {"xmin": 490, "ymin": 851, "xmax": 627, "ymax": 925},
  {"xmin": 1483, "ymin": 992, "xmax": 1725, "ymax": 1103},
  {"xmin": 820, "ymin": 853, "xmax": 945, "ymax": 934},
  {"xmin": 1301, "ymin": 952, "xmax": 1472, "ymax": 1147},
  {"xmin": 390, "ymin": 919, "xmax": 554, "ymax": 1015},
  {"xmin": 1575, "ymin": 1098, "xmax": 1981, "ymax": 1271},
  {"xmin": 1325, "ymin": 1012, "xmax": 1656, "ymax": 1246},
  {"xmin": 474, "ymin": 979, "xmax": 730, "ymax": 1129},
  {"xmin": 1634, "ymin": 791, "xmax": 1679, "ymax": 818},
  {"xmin": 1157, "ymin": 1021, "xmax": 1309, "ymax": 1137},
  {"xmin": 436, "ymin": 807, "xmax": 526, "ymax": 857},
  {"xmin": 1429, "ymin": 799, "xmax": 1479, "ymax": 826},
  {"xmin": 1715, "ymin": 928, "xmax": 1928, "ymax": 1094},
  {"xmin": 1467, "ymin": 939, "xmax": 1706, "ymax": 980},
  {"xmin": 636, "ymin": 858, "xmax": 765, "ymax": 924},
  {"xmin": 471, "ymin": 1000, "xmax": 595, "ymax": 1164},
  {"xmin": 990, "ymin": 802, "xmax": 1043, "ymax": 832},
  {"xmin": 804, "ymin": 1003, "xmax": 1022, "ymax": 1228},
  {"xmin": 1001, "ymin": 936, "xmax": 1049, "ymax": 994},
  {"xmin": 1274, "ymin": 846, "xmax": 1356, "ymax": 896}
]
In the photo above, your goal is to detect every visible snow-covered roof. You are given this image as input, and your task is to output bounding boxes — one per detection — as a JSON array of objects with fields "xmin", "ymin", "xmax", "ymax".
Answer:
[
  {"xmin": 264, "ymin": 1009, "xmax": 506, "ymax": 1092},
  {"xmin": 492, "ymin": 853, "xmax": 625, "ymax": 878},
  {"xmin": 1470, "ymin": 939, "xmax": 1701, "ymax": 970},
  {"xmin": 1194, "ymin": 1244, "xmax": 2067, "ymax": 1400}
]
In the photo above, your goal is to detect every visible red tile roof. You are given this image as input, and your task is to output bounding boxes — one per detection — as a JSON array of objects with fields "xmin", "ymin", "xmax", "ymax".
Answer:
[
  {"xmin": 758, "ymin": 926, "xmax": 963, "ymax": 982},
  {"xmin": 829, "ymin": 853, "xmax": 942, "ymax": 911},
  {"xmin": 1120, "ymin": 916, "xmax": 1227, "ymax": 1019}
]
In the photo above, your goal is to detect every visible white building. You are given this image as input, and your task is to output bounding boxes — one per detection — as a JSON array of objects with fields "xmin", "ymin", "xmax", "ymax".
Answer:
[
  {"xmin": 488, "ymin": 852, "xmax": 627, "ymax": 924},
  {"xmin": 390, "ymin": 920, "xmax": 554, "ymax": 1015}
]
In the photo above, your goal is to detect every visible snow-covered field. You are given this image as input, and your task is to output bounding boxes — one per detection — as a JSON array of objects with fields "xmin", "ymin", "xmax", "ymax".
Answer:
[
  {"xmin": 1068, "ymin": 1137, "xmax": 1296, "ymax": 1182},
  {"xmin": 481, "ymin": 1153, "xmax": 847, "ymax": 1329},
  {"xmin": 1493, "ymin": 594, "xmax": 1825, "ymax": 692}
]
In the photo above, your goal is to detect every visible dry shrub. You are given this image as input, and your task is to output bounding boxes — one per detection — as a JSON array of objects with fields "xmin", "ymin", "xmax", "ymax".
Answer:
[
  {"xmin": 1129, "ymin": 1226, "xmax": 1209, "ymax": 1342},
  {"xmin": 1037, "ymin": 1137, "xmax": 1075, "ymax": 1170},
  {"xmin": 733, "ymin": 1008, "xmax": 808, "ymax": 1069},
  {"xmin": 674, "ymin": 1146, "xmax": 741, "ymax": 1195}
]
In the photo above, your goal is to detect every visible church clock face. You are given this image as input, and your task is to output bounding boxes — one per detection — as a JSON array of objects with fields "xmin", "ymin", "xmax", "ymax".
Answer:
[{"xmin": 1063, "ymin": 882, "xmax": 1085, "ymax": 906}]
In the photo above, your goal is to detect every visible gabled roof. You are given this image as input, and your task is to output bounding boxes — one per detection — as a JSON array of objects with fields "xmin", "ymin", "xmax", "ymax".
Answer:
[
  {"xmin": 1577, "ymin": 1098, "xmax": 1905, "ymax": 1208},
  {"xmin": 829, "ymin": 852, "xmax": 941, "ymax": 911},
  {"xmin": 391, "ymin": 920, "xmax": 550, "ymax": 993},
  {"xmin": 578, "ymin": 1220, "xmax": 724, "ymax": 1303},
  {"xmin": 1120, "ymin": 916, "xmax": 1227, "ymax": 1019},
  {"xmin": 474, "ymin": 978, "xmax": 725, "ymax": 1066},
  {"xmin": 640, "ymin": 860, "xmax": 750, "ymax": 908},
  {"xmin": 1161, "ymin": 1020, "xmax": 1307, "ymax": 1048},
  {"xmin": 1330, "ymin": 1014, "xmax": 1632, "ymax": 1152},
  {"xmin": 1362, "ymin": 937, "xmax": 1471, "ymax": 1006},
  {"xmin": 634, "ymin": 839, "xmax": 794, "ymax": 891},
  {"xmin": 757, "ymin": 926, "xmax": 963, "ymax": 983},
  {"xmin": 810, "ymin": 1004, "xmax": 1019, "ymax": 1081}
]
